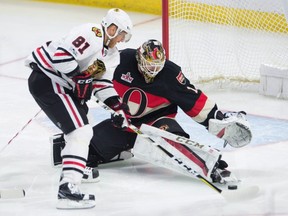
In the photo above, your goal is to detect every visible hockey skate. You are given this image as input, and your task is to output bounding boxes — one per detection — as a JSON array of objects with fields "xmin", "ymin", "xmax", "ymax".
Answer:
[
  {"xmin": 210, "ymin": 160, "xmax": 240, "ymax": 187},
  {"xmin": 57, "ymin": 182, "xmax": 96, "ymax": 209},
  {"xmin": 82, "ymin": 166, "xmax": 100, "ymax": 183}
]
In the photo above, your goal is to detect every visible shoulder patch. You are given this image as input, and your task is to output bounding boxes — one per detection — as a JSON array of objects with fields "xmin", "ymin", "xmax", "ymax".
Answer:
[
  {"xmin": 176, "ymin": 71, "xmax": 186, "ymax": 85},
  {"xmin": 92, "ymin": 27, "xmax": 102, "ymax": 37},
  {"xmin": 121, "ymin": 72, "xmax": 134, "ymax": 83}
]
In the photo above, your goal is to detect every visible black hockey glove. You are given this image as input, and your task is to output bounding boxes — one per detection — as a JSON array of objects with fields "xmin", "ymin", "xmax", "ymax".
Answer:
[
  {"xmin": 110, "ymin": 102, "xmax": 131, "ymax": 129},
  {"xmin": 72, "ymin": 72, "xmax": 93, "ymax": 103}
]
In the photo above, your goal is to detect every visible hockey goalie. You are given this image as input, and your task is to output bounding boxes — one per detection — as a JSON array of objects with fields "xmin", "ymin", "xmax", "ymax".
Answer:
[{"xmin": 50, "ymin": 39, "xmax": 252, "ymax": 188}]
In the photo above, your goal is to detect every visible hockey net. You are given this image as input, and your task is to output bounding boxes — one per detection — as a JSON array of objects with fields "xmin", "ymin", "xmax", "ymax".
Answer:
[{"xmin": 162, "ymin": 0, "xmax": 288, "ymax": 90}]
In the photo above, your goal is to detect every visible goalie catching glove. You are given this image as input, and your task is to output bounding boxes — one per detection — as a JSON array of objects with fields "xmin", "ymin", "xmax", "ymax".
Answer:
[
  {"xmin": 208, "ymin": 111, "xmax": 252, "ymax": 148},
  {"xmin": 72, "ymin": 72, "xmax": 93, "ymax": 103}
]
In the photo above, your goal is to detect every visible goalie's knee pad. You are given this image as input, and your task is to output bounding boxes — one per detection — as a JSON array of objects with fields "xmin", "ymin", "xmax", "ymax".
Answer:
[
  {"xmin": 208, "ymin": 111, "xmax": 252, "ymax": 148},
  {"xmin": 50, "ymin": 133, "xmax": 65, "ymax": 167},
  {"xmin": 152, "ymin": 117, "xmax": 189, "ymax": 138},
  {"xmin": 50, "ymin": 125, "xmax": 94, "ymax": 167}
]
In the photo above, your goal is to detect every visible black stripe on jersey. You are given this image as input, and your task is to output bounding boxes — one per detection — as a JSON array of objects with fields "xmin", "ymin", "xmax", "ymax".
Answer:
[
  {"xmin": 93, "ymin": 79, "xmax": 114, "ymax": 94},
  {"xmin": 32, "ymin": 52, "xmax": 57, "ymax": 75},
  {"xmin": 93, "ymin": 79, "xmax": 113, "ymax": 84},
  {"xmin": 62, "ymin": 155, "xmax": 87, "ymax": 163},
  {"xmin": 62, "ymin": 167, "xmax": 84, "ymax": 175},
  {"xmin": 93, "ymin": 86, "xmax": 113, "ymax": 96},
  {"xmin": 65, "ymin": 65, "xmax": 80, "ymax": 77},
  {"xmin": 42, "ymin": 46, "xmax": 75, "ymax": 64}
]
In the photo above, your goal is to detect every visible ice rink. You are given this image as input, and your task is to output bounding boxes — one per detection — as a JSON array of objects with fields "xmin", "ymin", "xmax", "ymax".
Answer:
[{"xmin": 1, "ymin": 0, "xmax": 288, "ymax": 215}]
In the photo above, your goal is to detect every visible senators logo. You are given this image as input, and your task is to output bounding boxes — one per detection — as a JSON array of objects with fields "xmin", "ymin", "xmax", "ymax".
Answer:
[
  {"xmin": 92, "ymin": 27, "xmax": 102, "ymax": 37},
  {"xmin": 176, "ymin": 71, "xmax": 186, "ymax": 85}
]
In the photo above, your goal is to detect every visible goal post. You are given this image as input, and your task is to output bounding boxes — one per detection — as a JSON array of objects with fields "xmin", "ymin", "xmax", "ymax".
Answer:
[{"xmin": 162, "ymin": 0, "xmax": 288, "ymax": 89}]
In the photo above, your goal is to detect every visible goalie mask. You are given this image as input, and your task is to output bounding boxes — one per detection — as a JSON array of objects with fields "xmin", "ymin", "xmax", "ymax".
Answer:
[
  {"xmin": 136, "ymin": 39, "xmax": 166, "ymax": 83},
  {"xmin": 102, "ymin": 8, "xmax": 133, "ymax": 43}
]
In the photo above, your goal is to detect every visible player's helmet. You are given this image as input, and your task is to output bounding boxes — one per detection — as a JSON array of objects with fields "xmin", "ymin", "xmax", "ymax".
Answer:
[
  {"xmin": 102, "ymin": 8, "xmax": 132, "ymax": 42},
  {"xmin": 136, "ymin": 39, "xmax": 166, "ymax": 83}
]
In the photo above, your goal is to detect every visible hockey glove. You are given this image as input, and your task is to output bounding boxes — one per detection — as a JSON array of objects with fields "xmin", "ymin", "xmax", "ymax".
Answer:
[
  {"xmin": 72, "ymin": 72, "xmax": 93, "ymax": 103},
  {"xmin": 208, "ymin": 111, "xmax": 252, "ymax": 148},
  {"xmin": 110, "ymin": 102, "xmax": 131, "ymax": 129}
]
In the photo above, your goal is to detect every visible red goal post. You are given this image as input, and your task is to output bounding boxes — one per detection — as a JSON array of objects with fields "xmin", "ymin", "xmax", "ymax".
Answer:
[{"xmin": 162, "ymin": 0, "xmax": 288, "ymax": 88}]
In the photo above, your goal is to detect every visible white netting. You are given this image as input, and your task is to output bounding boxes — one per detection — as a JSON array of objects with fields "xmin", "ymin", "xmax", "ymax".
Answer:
[{"xmin": 167, "ymin": 0, "xmax": 288, "ymax": 89}]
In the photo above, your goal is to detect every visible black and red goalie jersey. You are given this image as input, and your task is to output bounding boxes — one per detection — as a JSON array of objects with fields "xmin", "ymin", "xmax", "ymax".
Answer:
[{"xmin": 113, "ymin": 48, "xmax": 218, "ymax": 128}]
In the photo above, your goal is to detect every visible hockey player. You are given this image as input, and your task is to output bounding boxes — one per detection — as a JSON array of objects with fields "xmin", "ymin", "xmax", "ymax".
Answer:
[
  {"xmin": 52, "ymin": 40, "xmax": 252, "ymax": 186},
  {"xmin": 26, "ymin": 8, "xmax": 133, "ymax": 209}
]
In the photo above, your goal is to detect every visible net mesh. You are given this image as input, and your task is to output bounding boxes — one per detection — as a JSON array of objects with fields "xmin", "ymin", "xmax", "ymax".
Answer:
[{"xmin": 168, "ymin": 0, "xmax": 288, "ymax": 89}]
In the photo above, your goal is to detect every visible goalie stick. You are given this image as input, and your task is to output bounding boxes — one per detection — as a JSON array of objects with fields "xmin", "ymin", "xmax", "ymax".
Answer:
[
  {"xmin": 140, "ymin": 123, "xmax": 220, "ymax": 157},
  {"xmin": 92, "ymin": 97, "xmax": 261, "ymax": 199}
]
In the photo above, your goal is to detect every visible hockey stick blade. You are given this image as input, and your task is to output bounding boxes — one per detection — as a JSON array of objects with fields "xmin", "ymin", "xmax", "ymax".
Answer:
[{"xmin": 0, "ymin": 189, "xmax": 25, "ymax": 199}]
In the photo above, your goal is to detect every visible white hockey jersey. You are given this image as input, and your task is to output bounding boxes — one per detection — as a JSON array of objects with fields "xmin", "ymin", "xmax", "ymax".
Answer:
[{"xmin": 25, "ymin": 23, "xmax": 119, "ymax": 101}]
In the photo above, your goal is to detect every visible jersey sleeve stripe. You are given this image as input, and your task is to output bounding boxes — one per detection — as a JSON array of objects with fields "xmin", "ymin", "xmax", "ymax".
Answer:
[
  {"xmin": 185, "ymin": 93, "xmax": 207, "ymax": 117},
  {"xmin": 35, "ymin": 47, "xmax": 53, "ymax": 69}
]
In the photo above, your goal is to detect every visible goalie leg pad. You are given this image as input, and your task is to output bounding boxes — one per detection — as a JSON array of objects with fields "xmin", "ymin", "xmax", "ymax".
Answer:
[
  {"xmin": 50, "ymin": 133, "xmax": 66, "ymax": 167},
  {"xmin": 140, "ymin": 124, "xmax": 222, "ymax": 178},
  {"xmin": 135, "ymin": 125, "xmax": 222, "ymax": 181}
]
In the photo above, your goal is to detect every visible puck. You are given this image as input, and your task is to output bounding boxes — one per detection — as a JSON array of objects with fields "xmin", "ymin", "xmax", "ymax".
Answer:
[{"xmin": 228, "ymin": 185, "xmax": 238, "ymax": 190}]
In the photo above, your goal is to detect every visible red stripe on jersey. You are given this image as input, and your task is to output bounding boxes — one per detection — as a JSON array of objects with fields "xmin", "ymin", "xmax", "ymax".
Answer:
[
  {"xmin": 56, "ymin": 83, "xmax": 83, "ymax": 127},
  {"xmin": 54, "ymin": 51, "xmax": 71, "ymax": 57},
  {"xmin": 185, "ymin": 93, "xmax": 207, "ymax": 117},
  {"xmin": 63, "ymin": 161, "xmax": 86, "ymax": 168},
  {"xmin": 165, "ymin": 139, "xmax": 208, "ymax": 176},
  {"xmin": 92, "ymin": 84, "xmax": 107, "ymax": 89},
  {"xmin": 36, "ymin": 47, "xmax": 52, "ymax": 69}
]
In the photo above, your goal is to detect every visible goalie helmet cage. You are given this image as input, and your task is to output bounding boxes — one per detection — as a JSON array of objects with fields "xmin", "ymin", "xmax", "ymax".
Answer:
[{"xmin": 162, "ymin": 0, "xmax": 288, "ymax": 90}]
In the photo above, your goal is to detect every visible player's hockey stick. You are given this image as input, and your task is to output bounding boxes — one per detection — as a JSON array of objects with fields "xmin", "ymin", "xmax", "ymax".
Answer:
[
  {"xmin": 0, "ymin": 110, "xmax": 40, "ymax": 198},
  {"xmin": 0, "ymin": 189, "xmax": 25, "ymax": 199},
  {"xmin": 93, "ymin": 97, "xmax": 260, "ymax": 200},
  {"xmin": 0, "ymin": 109, "xmax": 42, "ymax": 153}
]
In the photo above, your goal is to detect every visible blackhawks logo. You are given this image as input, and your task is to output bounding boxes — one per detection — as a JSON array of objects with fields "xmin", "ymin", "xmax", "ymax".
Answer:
[{"xmin": 92, "ymin": 27, "xmax": 102, "ymax": 37}]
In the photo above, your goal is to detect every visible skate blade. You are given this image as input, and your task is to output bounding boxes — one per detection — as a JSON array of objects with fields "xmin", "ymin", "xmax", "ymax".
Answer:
[{"xmin": 56, "ymin": 198, "xmax": 96, "ymax": 209}]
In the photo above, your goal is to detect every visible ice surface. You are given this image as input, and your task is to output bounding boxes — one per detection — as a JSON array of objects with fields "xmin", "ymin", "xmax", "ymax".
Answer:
[{"xmin": 1, "ymin": 1, "xmax": 288, "ymax": 215}]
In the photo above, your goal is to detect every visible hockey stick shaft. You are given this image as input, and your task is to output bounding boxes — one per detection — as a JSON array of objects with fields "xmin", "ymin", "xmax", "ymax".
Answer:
[
  {"xmin": 0, "ymin": 189, "xmax": 25, "ymax": 199},
  {"xmin": 1, "ymin": 109, "xmax": 42, "ymax": 153},
  {"xmin": 93, "ymin": 98, "xmax": 223, "ymax": 194}
]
